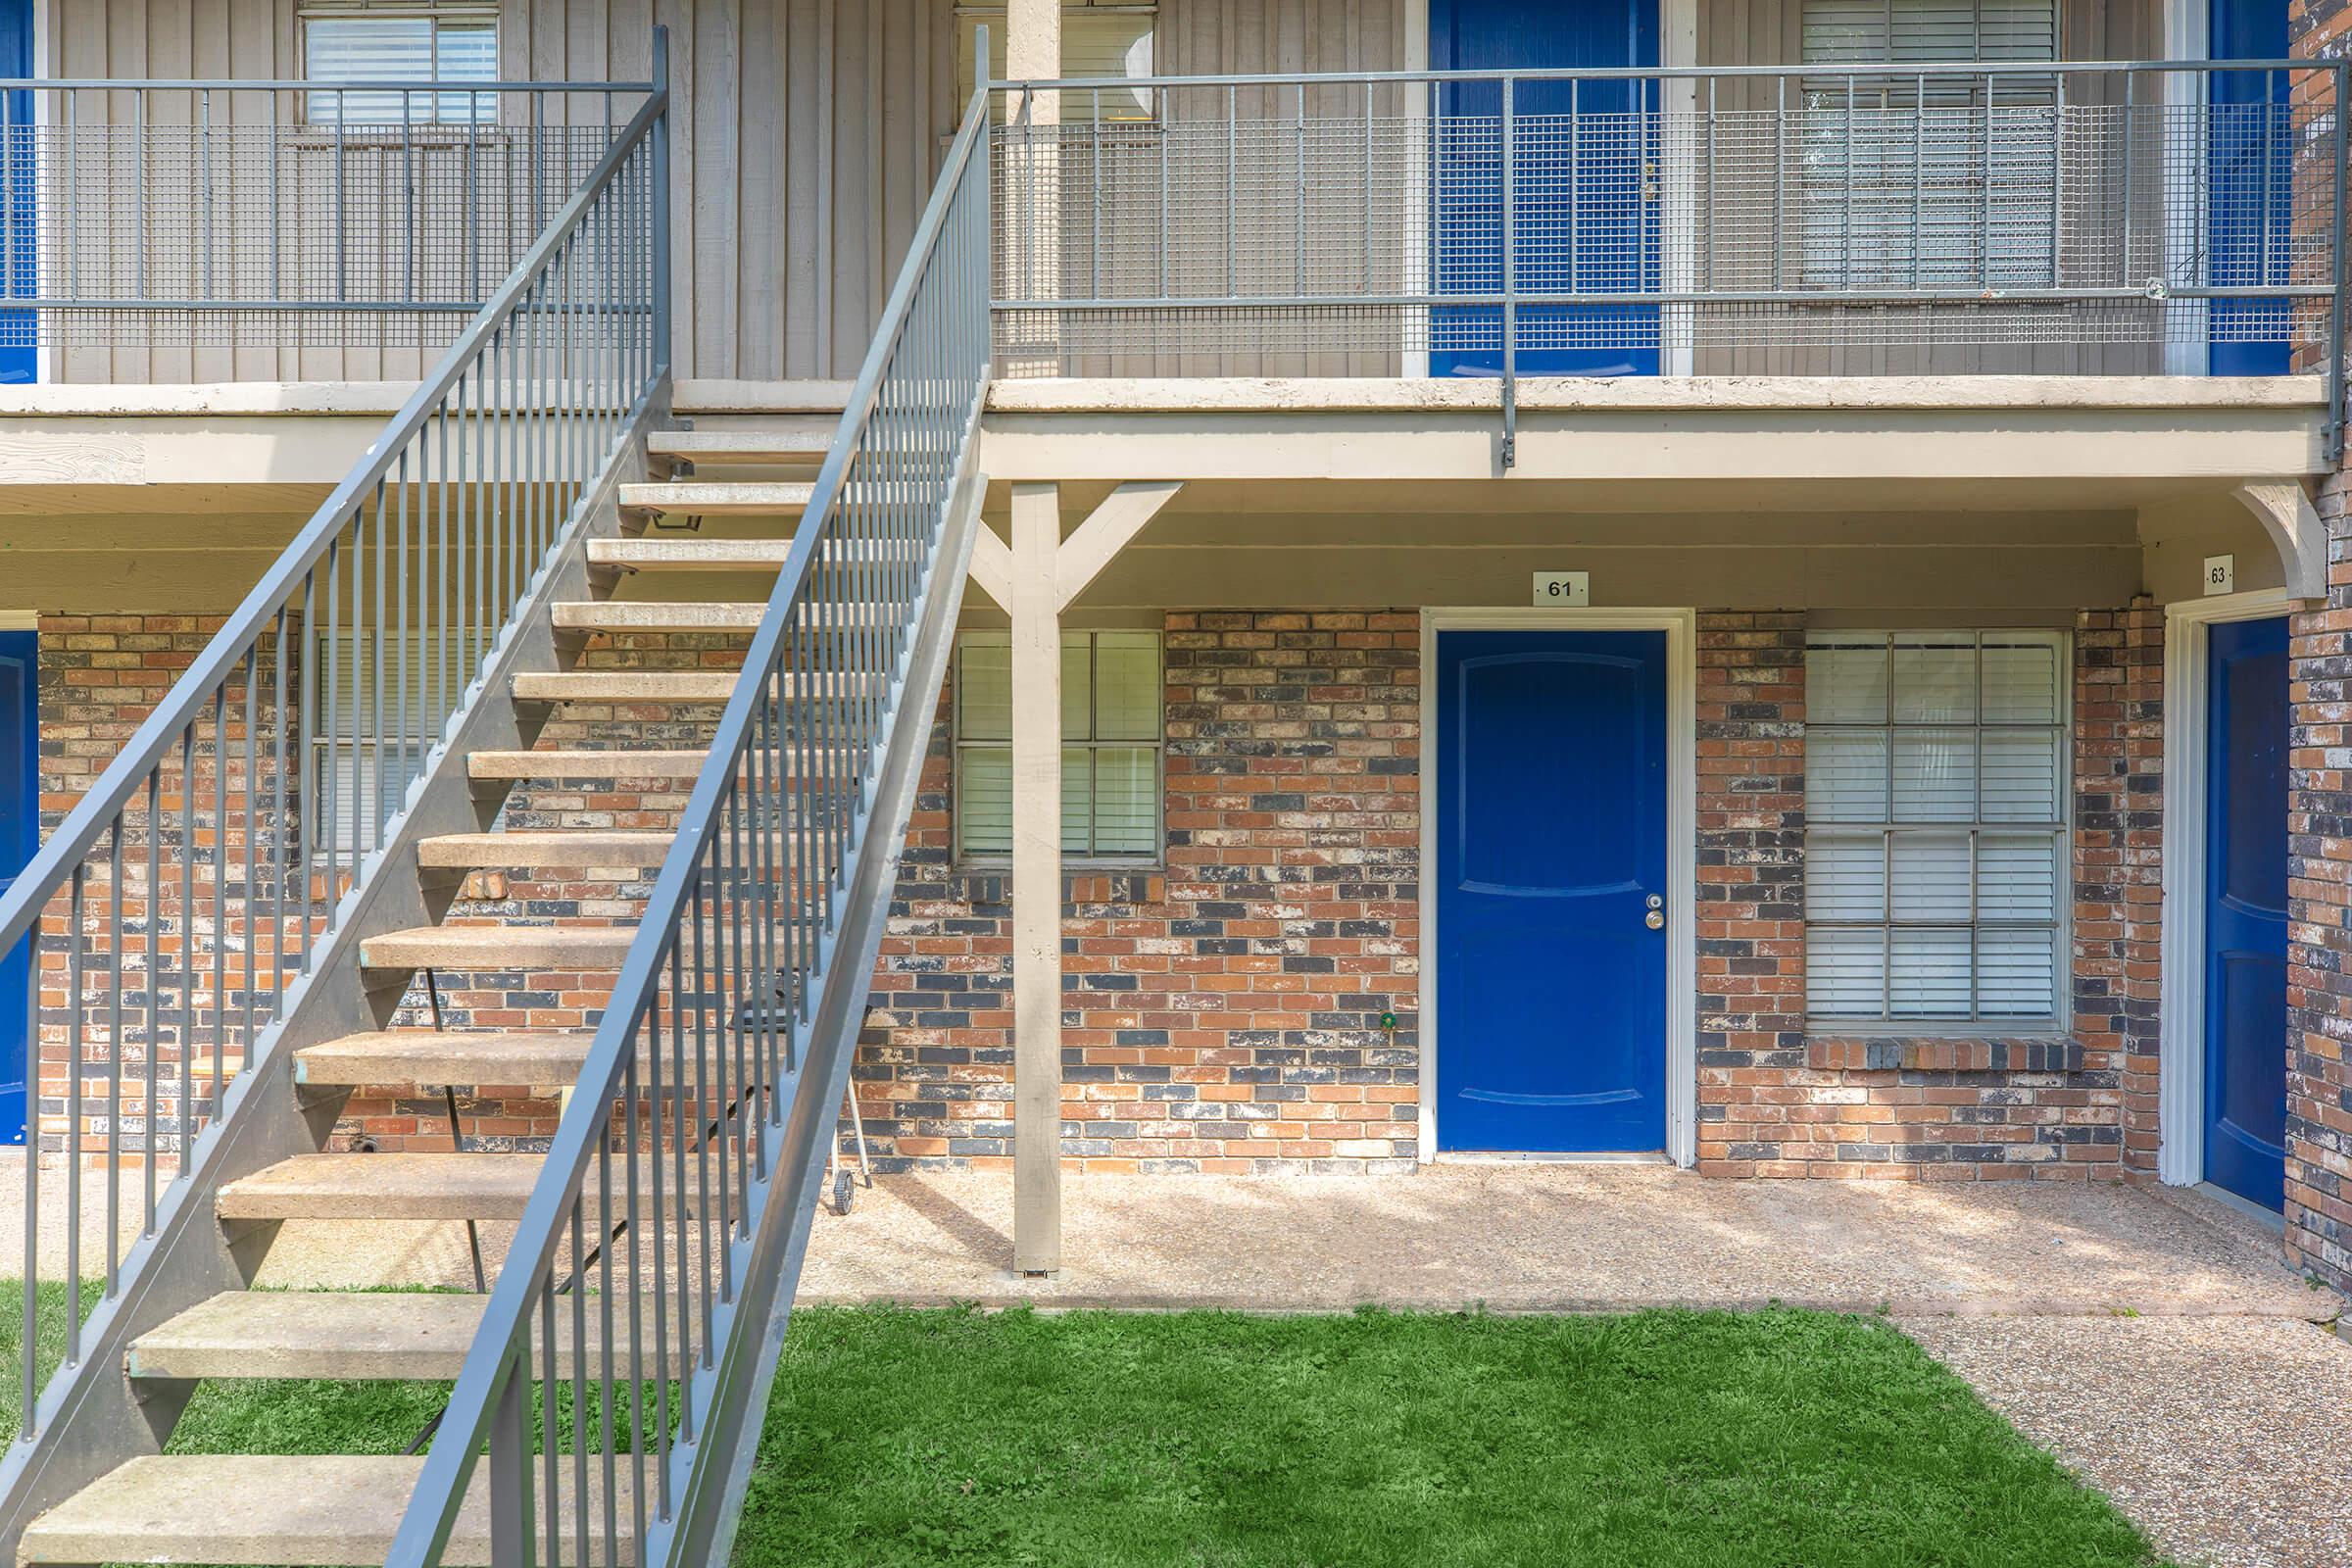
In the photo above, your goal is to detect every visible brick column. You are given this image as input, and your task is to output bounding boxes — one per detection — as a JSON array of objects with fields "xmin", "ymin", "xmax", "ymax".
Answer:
[
  {"xmin": 2072, "ymin": 601, "xmax": 2165, "ymax": 1179},
  {"xmin": 1693, "ymin": 611, "xmax": 1807, "ymax": 1176},
  {"xmin": 2288, "ymin": 476, "xmax": 2352, "ymax": 1292}
]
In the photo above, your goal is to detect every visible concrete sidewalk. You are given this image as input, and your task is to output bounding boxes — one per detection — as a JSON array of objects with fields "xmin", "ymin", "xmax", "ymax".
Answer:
[{"xmin": 796, "ymin": 1163, "xmax": 2328, "ymax": 1318}]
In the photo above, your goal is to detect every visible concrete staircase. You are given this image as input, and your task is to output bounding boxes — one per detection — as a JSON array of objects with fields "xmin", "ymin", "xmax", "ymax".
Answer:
[{"xmin": 18, "ymin": 423, "xmax": 836, "ymax": 1567}]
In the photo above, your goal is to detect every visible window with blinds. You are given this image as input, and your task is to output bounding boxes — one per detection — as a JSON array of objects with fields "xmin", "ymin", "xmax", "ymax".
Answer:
[
  {"xmin": 312, "ymin": 629, "xmax": 440, "ymax": 856},
  {"xmin": 957, "ymin": 6, "xmax": 1157, "ymax": 122},
  {"xmin": 1804, "ymin": 629, "xmax": 2069, "ymax": 1025},
  {"xmin": 1798, "ymin": 0, "xmax": 2061, "ymax": 289},
  {"xmin": 302, "ymin": 6, "xmax": 499, "ymax": 125},
  {"xmin": 956, "ymin": 630, "xmax": 1162, "ymax": 860}
]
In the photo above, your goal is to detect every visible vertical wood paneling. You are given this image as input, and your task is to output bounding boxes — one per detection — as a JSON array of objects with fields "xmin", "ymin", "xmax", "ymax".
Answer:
[{"xmin": 51, "ymin": 0, "xmax": 961, "ymax": 382}]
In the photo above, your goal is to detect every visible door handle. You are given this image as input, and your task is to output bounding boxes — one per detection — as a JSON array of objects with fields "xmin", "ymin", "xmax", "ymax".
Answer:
[{"xmin": 1644, "ymin": 893, "xmax": 1664, "ymax": 931}]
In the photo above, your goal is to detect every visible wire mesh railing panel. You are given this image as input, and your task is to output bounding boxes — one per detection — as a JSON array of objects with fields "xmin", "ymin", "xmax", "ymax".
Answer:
[
  {"xmin": 389, "ymin": 84, "xmax": 994, "ymax": 1568},
  {"xmin": 0, "ymin": 73, "xmax": 663, "ymax": 1460},
  {"xmin": 0, "ymin": 81, "xmax": 647, "ymax": 360},
  {"xmin": 989, "ymin": 61, "xmax": 2345, "ymax": 381}
]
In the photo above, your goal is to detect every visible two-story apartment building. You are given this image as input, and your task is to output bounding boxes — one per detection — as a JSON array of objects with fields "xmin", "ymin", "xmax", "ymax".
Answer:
[{"xmin": 0, "ymin": 0, "xmax": 2346, "ymax": 1562}]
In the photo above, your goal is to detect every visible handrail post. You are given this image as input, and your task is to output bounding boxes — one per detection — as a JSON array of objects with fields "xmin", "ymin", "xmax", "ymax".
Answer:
[
  {"xmin": 651, "ymin": 24, "xmax": 672, "ymax": 374},
  {"xmin": 487, "ymin": 1338, "xmax": 534, "ymax": 1568},
  {"xmin": 1499, "ymin": 73, "xmax": 1517, "ymax": 470}
]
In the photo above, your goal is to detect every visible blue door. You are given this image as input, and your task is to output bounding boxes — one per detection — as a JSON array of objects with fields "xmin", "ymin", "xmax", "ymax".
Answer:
[
  {"xmin": 1430, "ymin": 0, "xmax": 1659, "ymax": 378},
  {"xmin": 0, "ymin": 0, "xmax": 30, "ymax": 385},
  {"xmin": 2203, "ymin": 615, "xmax": 2288, "ymax": 1210},
  {"xmin": 1436, "ymin": 629, "xmax": 1668, "ymax": 1152},
  {"xmin": 0, "ymin": 631, "xmax": 32, "ymax": 1145},
  {"xmin": 2208, "ymin": 0, "xmax": 2289, "ymax": 375}
]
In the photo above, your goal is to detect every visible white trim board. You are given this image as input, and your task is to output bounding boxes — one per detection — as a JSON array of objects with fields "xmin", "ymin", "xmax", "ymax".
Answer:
[
  {"xmin": 1416, "ymin": 607, "xmax": 1700, "ymax": 1167},
  {"xmin": 2157, "ymin": 586, "xmax": 2294, "ymax": 1188}
]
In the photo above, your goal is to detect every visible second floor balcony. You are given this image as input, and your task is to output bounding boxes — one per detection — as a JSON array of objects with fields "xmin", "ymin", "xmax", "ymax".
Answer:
[{"xmin": 986, "ymin": 58, "xmax": 2337, "ymax": 438}]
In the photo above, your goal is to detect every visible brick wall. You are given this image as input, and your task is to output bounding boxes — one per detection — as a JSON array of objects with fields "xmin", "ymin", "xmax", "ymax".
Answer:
[
  {"xmin": 1695, "ymin": 609, "xmax": 2151, "ymax": 1181},
  {"xmin": 2286, "ymin": 6, "xmax": 2352, "ymax": 1295},
  {"xmin": 2286, "ymin": 476, "xmax": 2352, "ymax": 1294},
  {"xmin": 30, "ymin": 613, "xmax": 745, "ymax": 1159},
  {"xmin": 33, "ymin": 613, "xmax": 301, "ymax": 1162},
  {"xmin": 857, "ymin": 610, "xmax": 1422, "ymax": 1172}
]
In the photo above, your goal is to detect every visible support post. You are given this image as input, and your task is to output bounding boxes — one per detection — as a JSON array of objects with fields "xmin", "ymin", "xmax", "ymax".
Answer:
[{"xmin": 1008, "ymin": 481, "xmax": 1063, "ymax": 1275}]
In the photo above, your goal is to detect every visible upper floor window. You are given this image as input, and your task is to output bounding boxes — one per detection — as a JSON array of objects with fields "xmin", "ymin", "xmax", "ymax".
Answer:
[
  {"xmin": 955, "ymin": 629, "xmax": 1162, "ymax": 862},
  {"xmin": 1804, "ymin": 629, "xmax": 2070, "ymax": 1029},
  {"xmin": 957, "ymin": 4, "xmax": 1156, "ymax": 122},
  {"xmin": 1798, "ymin": 0, "xmax": 2061, "ymax": 290},
  {"xmin": 303, "ymin": 5, "xmax": 499, "ymax": 126}
]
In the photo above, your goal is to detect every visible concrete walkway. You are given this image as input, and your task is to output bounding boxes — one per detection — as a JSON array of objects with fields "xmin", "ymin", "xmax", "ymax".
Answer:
[
  {"xmin": 798, "ymin": 1163, "xmax": 2324, "ymax": 1317},
  {"xmin": 800, "ymin": 1165, "xmax": 2348, "ymax": 1568}
]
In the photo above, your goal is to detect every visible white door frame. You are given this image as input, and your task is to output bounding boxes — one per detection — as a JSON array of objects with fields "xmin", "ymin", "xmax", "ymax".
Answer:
[
  {"xmin": 2157, "ymin": 586, "xmax": 2294, "ymax": 1186},
  {"xmin": 1417, "ymin": 607, "xmax": 1699, "ymax": 1165},
  {"xmin": 1401, "ymin": 0, "xmax": 1700, "ymax": 380}
]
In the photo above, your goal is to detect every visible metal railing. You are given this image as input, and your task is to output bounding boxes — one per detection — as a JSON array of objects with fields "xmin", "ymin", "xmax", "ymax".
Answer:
[
  {"xmin": 0, "ymin": 36, "xmax": 667, "ymax": 1516},
  {"xmin": 389, "ymin": 66, "xmax": 994, "ymax": 1568},
  {"xmin": 0, "ymin": 75, "xmax": 650, "ymax": 364},
  {"xmin": 989, "ymin": 59, "xmax": 2349, "ymax": 461}
]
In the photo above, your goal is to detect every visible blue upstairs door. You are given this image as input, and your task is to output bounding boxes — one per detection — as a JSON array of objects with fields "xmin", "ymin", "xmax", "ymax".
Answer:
[
  {"xmin": 1437, "ymin": 629, "xmax": 1668, "ymax": 1152},
  {"xmin": 0, "ymin": 0, "xmax": 30, "ymax": 385},
  {"xmin": 2208, "ymin": 0, "xmax": 2289, "ymax": 375},
  {"xmin": 2204, "ymin": 615, "xmax": 2288, "ymax": 1210},
  {"xmin": 0, "ymin": 631, "xmax": 32, "ymax": 1145},
  {"xmin": 1429, "ymin": 0, "xmax": 1660, "ymax": 378}
]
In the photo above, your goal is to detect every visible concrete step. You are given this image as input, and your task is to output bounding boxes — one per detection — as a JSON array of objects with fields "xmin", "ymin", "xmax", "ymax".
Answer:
[
  {"xmin": 358, "ymin": 924, "xmax": 639, "ymax": 972},
  {"xmin": 586, "ymin": 537, "xmax": 918, "ymax": 571},
  {"xmin": 218, "ymin": 1153, "xmax": 549, "ymax": 1222},
  {"xmin": 552, "ymin": 600, "xmax": 768, "ymax": 632},
  {"xmin": 295, "ymin": 1030, "xmax": 594, "ymax": 1088},
  {"xmin": 646, "ymin": 429, "xmax": 831, "ymax": 465},
  {"xmin": 513, "ymin": 669, "xmax": 740, "ymax": 704},
  {"xmin": 617, "ymin": 481, "xmax": 814, "ymax": 516},
  {"xmin": 468, "ymin": 748, "xmax": 718, "ymax": 780},
  {"xmin": 127, "ymin": 1291, "xmax": 675, "ymax": 1382},
  {"xmin": 19, "ymin": 1453, "xmax": 628, "ymax": 1566},
  {"xmin": 417, "ymin": 830, "xmax": 678, "ymax": 870},
  {"xmin": 513, "ymin": 668, "xmax": 886, "ymax": 706}
]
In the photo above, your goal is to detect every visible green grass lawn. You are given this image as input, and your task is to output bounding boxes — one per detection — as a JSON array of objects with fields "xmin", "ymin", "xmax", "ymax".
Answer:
[
  {"xmin": 4, "ymin": 1291, "xmax": 2170, "ymax": 1568},
  {"xmin": 742, "ymin": 1306, "xmax": 2172, "ymax": 1568}
]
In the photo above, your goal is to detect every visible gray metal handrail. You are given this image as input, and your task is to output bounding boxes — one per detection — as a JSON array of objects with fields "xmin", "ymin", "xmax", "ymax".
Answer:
[
  {"xmin": 0, "ymin": 31, "xmax": 667, "ymax": 1478},
  {"xmin": 990, "ymin": 56, "xmax": 2350, "ymax": 464},
  {"xmin": 387, "ymin": 60, "xmax": 996, "ymax": 1568}
]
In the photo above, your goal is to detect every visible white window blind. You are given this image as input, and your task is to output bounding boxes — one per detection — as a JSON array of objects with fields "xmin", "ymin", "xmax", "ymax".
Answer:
[
  {"xmin": 313, "ymin": 629, "xmax": 438, "ymax": 854},
  {"xmin": 1798, "ymin": 0, "xmax": 2060, "ymax": 289},
  {"xmin": 956, "ymin": 629, "xmax": 1161, "ymax": 859},
  {"xmin": 303, "ymin": 7, "xmax": 499, "ymax": 125},
  {"xmin": 958, "ymin": 6, "xmax": 1157, "ymax": 122},
  {"xmin": 1804, "ymin": 629, "xmax": 2068, "ymax": 1024}
]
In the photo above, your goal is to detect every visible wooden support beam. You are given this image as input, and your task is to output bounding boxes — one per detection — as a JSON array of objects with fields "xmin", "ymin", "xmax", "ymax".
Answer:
[
  {"xmin": 967, "ymin": 516, "xmax": 1013, "ymax": 609},
  {"xmin": 2231, "ymin": 481, "xmax": 2328, "ymax": 605},
  {"xmin": 1008, "ymin": 480, "xmax": 1063, "ymax": 1275},
  {"xmin": 1055, "ymin": 481, "xmax": 1185, "ymax": 611}
]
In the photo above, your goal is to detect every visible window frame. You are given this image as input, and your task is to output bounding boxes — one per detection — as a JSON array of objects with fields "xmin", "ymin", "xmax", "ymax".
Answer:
[
  {"xmin": 952, "ymin": 628, "xmax": 1166, "ymax": 868},
  {"xmin": 955, "ymin": 4, "xmax": 1160, "ymax": 124},
  {"xmin": 299, "ymin": 4, "xmax": 503, "ymax": 128},
  {"xmin": 1802, "ymin": 627, "xmax": 2074, "ymax": 1033},
  {"xmin": 1795, "ymin": 0, "xmax": 2063, "ymax": 293}
]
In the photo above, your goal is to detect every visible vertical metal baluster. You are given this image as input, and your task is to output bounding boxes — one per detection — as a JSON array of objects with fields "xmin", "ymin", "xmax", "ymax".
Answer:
[
  {"xmin": 403, "ymin": 90, "xmax": 415, "ymax": 310},
  {"xmin": 299, "ymin": 572, "xmax": 316, "ymax": 963},
  {"xmin": 1501, "ymin": 76, "xmax": 1517, "ymax": 468},
  {"xmin": 668, "ymin": 923, "xmax": 692, "ymax": 1446},
  {"xmin": 266, "ymin": 87, "xmax": 277, "ymax": 311},
  {"xmin": 2051, "ymin": 74, "xmax": 2066, "ymax": 289},
  {"xmin": 106, "ymin": 827, "xmax": 122, "ymax": 1276},
  {"xmin": 325, "ymin": 541, "xmax": 341, "ymax": 912},
  {"xmin": 178, "ymin": 730, "xmax": 194, "ymax": 1158},
  {"xmin": 212, "ymin": 686, "xmax": 226, "ymax": 1112},
  {"xmin": 1705, "ymin": 77, "xmax": 1717, "ymax": 295},
  {"xmin": 2121, "ymin": 71, "xmax": 2136, "ymax": 291},
  {"xmin": 63, "ymin": 867, "xmax": 81, "ymax": 1368},
  {"xmin": 1915, "ymin": 74, "xmax": 1926, "ymax": 292},
  {"xmin": 2330, "ymin": 62, "xmax": 2350, "ymax": 463},
  {"xmin": 538, "ymin": 1272, "xmax": 560, "ymax": 1568},
  {"xmin": 133, "ymin": 92, "xmax": 146, "ymax": 306},
  {"xmin": 622, "ymin": 1050, "xmax": 646, "ymax": 1555},
  {"xmin": 333, "ymin": 87, "xmax": 345, "ymax": 303},
  {"xmin": 397, "ymin": 453, "xmax": 410, "ymax": 815},
  {"xmin": 1227, "ymin": 83, "xmax": 1237, "ymax": 297},
  {"xmin": 20, "ymin": 943, "xmax": 37, "ymax": 1435},
  {"xmin": 597, "ymin": 1132, "xmax": 616, "ymax": 1568},
  {"xmin": 372, "ymin": 484, "xmax": 387, "ymax": 858},
  {"xmin": 1843, "ymin": 74, "xmax": 1855, "ymax": 292},
  {"xmin": 1774, "ymin": 76, "xmax": 1786, "ymax": 293},
  {"xmin": 143, "ymin": 766, "xmax": 160, "ymax": 1231},
  {"xmin": 271, "ymin": 608, "xmax": 288, "ymax": 1023},
  {"xmin": 649, "ymin": 987, "xmax": 675, "ymax": 1519},
  {"xmin": 199, "ymin": 89, "xmax": 213, "ymax": 305},
  {"xmin": 242, "ymin": 643, "xmax": 258, "ymax": 1055},
  {"xmin": 1295, "ymin": 82, "xmax": 1306, "ymax": 299},
  {"xmin": 568, "ymin": 1200, "xmax": 589, "ymax": 1565},
  {"xmin": 1981, "ymin": 71, "xmax": 1994, "ymax": 289}
]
